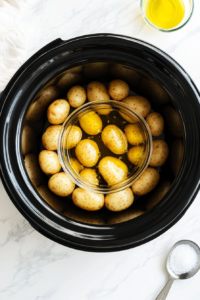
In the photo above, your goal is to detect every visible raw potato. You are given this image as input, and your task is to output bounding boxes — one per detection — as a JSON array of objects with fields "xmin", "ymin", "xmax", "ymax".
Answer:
[
  {"xmin": 80, "ymin": 168, "xmax": 99, "ymax": 185},
  {"xmin": 149, "ymin": 140, "xmax": 169, "ymax": 167},
  {"xmin": 122, "ymin": 95, "xmax": 151, "ymax": 119},
  {"xmin": 70, "ymin": 158, "xmax": 84, "ymax": 173},
  {"xmin": 25, "ymin": 154, "xmax": 43, "ymax": 187},
  {"xmin": 146, "ymin": 112, "xmax": 164, "ymax": 137},
  {"xmin": 39, "ymin": 150, "xmax": 61, "ymax": 175},
  {"xmin": 79, "ymin": 111, "xmax": 102, "ymax": 135},
  {"xmin": 57, "ymin": 72, "xmax": 82, "ymax": 90},
  {"xmin": 47, "ymin": 99, "xmax": 70, "ymax": 124},
  {"xmin": 87, "ymin": 81, "xmax": 111, "ymax": 115},
  {"xmin": 101, "ymin": 125, "xmax": 128, "ymax": 155},
  {"xmin": 124, "ymin": 123, "xmax": 144, "ymax": 145},
  {"xmin": 132, "ymin": 167, "xmax": 160, "ymax": 195},
  {"xmin": 72, "ymin": 188, "xmax": 104, "ymax": 211},
  {"xmin": 98, "ymin": 156, "xmax": 128, "ymax": 185},
  {"xmin": 65, "ymin": 125, "xmax": 82, "ymax": 149},
  {"xmin": 145, "ymin": 179, "xmax": 171, "ymax": 210},
  {"xmin": 25, "ymin": 86, "xmax": 60, "ymax": 122},
  {"xmin": 162, "ymin": 106, "xmax": 183, "ymax": 138},
  {"xmin": 127, "ymin": 145, "xmax": 144, "ymax": 165},
  {"xmin": 42, "ymin": 125, "xmax": 62, "ymax": 150},
  {"xmin": 48, "ymin": 172, "xmax": 75, "ymax": 197},
  {"xmin": 67, "ymin": 85, "xmax": 86, "ymax": 108},
  {"xmin": 37, "ymin": 185, "xmax": 65, "ymax": 212},
  {"xmin": 105, "ymin": 188, "xmax": 134, "ymax": 212},
  {"xmin": 21, "ymin": 125, "xmax": 36, "ymax": 155},
  {"xmin": 108, "ymin": 79, "xmax": 130, "ymax": 101},
  {"xmin": 84, "ymin": 62, "xmax": 109, "ymax": 78},
  {"xmin": 107, "ymin": 208, "xmax": 144, "ymax": 224},
  {"xmin": 75, "ymin": 139, "xmax": 100, "ymax": 167}
]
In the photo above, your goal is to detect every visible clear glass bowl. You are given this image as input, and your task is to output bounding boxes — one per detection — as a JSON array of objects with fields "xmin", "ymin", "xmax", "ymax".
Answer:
[
  {"xmin": 58, "ymin": 100, "xmax": 152, "ymax": 194},
  {"xmin": 140, "ymin": 0, "xmax": 194, "ymax": 32}
]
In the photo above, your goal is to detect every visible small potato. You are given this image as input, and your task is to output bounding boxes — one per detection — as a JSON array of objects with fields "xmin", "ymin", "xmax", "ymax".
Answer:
[
  {"xmin": 72, "ymin": 188, "xmax": 104, "ymax": 211},
  {"xmin": 105, "ymin": 188, "xmax": 134, "ymax": 212},
  {"xmin": 21, "ymin": 125, "xmax": 36, "ymax": 155},
  {"xmin": 87, "ymin": 81, "xmax": 111, "ymax": 115},
  {"xmin": 25, "ymin": 154, "xmax": 43, "ymax": 187},
  {"xmin": 132, "ymin": 167, "xmax": 160, "ymax": 195},
  {"xmin": 149, "ymin": 140, "xmax": 169, "ymax": 167},
  {"xmin": 124, "ymin": 123, "xmax": 144, "ymax": 145},
  {"xmin": 47, "ymin": 99, "xmax": 70, "ymax": 124},
  {"xmin": 84, "ymin": 62, "xmax": 109, "ymax": 78},
  {"xmin": 75, "ymin": 139, "xmax": 100, "ymax": 167},
  {"xmin": 80, "ymin": 168, "xmax": 99, "ymax": 185},
  {"xmin": 79, "ymin": 111, "xmax": 102, "ymax": 135},
  {"xmin": 39, "ymin": 150, "xmax": 61, "ymax": 175},
  {"xmin": 70, "ymin": 158, "xmax": 84, "ymax": 173},
  {"xmin": 108, "ymin": 79, "xmax": 130, "ymax": 101},
  {"xmin": 122, "ymin": 95, "xmax": 151, "ymax": 119},
  {"xmin": 146, "ymin": 112, "xmax": 164, "ymax": 137},
  {"xmin": 101, "ymin": 125, "xmax": 128, "ymax": 155},
  {"xmin": 127, "ymin": 145, "xmax": 144, "ymax": 165},
  {"xmin": 66, "ymin": 125, "xmax": 82, "ymax": 149},
  {"xmin": 67, "ymin": 85, "xmax": 86, "ymax": 108},
  {"xmin": 99, "ymin": 156, "xmax": 128, "ymax": 185},
  {"xmin": 57, "ymin": 72, "xmax": 82, "ymax": 90},
  {"xmin": 48, "ymin": 172, "xmax": 75, "ymax": 197},
  {"xmin": 42, "ymin": 125, "xmax": 62, "ymax": 150},
  {"xmin": 37, "ymin": 185, "xmax": 65, "ymax": 212}
]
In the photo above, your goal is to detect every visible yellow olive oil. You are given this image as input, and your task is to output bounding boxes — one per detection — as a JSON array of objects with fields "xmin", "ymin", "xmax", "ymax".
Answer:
[{"xmin": 144, "ymin": 0, "xmax": 185, "ymax": 30}]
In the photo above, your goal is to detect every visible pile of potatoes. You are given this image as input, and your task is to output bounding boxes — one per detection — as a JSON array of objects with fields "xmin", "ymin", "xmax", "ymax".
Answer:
[{"xmin": 37, "ymin": 79, "xmax": 169, "ymax": 213}]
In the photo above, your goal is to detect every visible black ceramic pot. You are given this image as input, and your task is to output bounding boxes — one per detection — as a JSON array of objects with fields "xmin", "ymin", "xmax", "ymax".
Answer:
[{"xmin": 0, "ymin": 34, "xmax": 200, "ymax": 252}]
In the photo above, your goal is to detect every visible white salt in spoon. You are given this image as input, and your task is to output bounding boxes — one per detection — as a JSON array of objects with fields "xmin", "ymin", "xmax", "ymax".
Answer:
[{"xmin": 156, "ymin": 240, "xmax": 200, "ymax": 300}]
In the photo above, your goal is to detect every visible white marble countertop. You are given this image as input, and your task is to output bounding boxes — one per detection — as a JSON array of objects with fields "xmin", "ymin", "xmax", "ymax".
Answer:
[{"xmin": 1, "ymin": 0, "xmax": 200, "ymax": 299}]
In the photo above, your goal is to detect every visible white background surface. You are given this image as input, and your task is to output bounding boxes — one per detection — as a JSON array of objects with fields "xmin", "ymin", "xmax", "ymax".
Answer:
[{"xmin": 1, "ymin": 0, "xmax": 200, "ymax": 299}]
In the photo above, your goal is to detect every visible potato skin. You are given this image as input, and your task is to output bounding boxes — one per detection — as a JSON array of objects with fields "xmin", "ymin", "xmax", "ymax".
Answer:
[
  {"xmin": 66, "ymin": 125, "xmax": 82, "ymax": 149},
  {"xmin": 98, "ymin": 156, "xmax": 128, "ymax": 185},
  {"xmin": 108, "ymin": 79, "xmax": 130, "ymax": 101},
  {"xmin": 70, "ymin": 158, "xmax": 84, "ymax": 173},
  {"xmin": 42, "ymin": 125, "xmax": 62, "ymax": 150},
  {"xmin": 21, "ymin": 125, "xmax": 36, "ymax": 155},
  {"xmin": 67, "ymin": 85, "xmax": 86, "ymax": 108},
  {"xmin": 25, "ymin": 154, "xmax": 43, "ymax": 187},
  {"xmin": 122, "ymin": 95, "xmax": 151, "ymax": 119},
  {"xmin": 101, "ymin": 125, "xmax": 128, "ymax": 155},
  {"xmin": 149, "ymin": 140, "xmax": 169, "ymax": 167},
  {"xmin": 75, "ymin": 139, "xmax": 100, "ymax": 167},
  {"xmin": 124, "ymin": 123, "xmax": 144, "ymax": 145},
  {"xmin": 47, "ymin": 99, "xmax": 70, "ymax": 125},
  {"xmin": 132, "ymin": 167, "xmax": 160, "ymax": 195},
  {"xmin": 80, "ymin": 168, "xmax": 99, "ymax": 185},
  {"xmin": 79, "ymin": 111, "xmax": 102, "ymax": 135},
  {"xmin": 48, "ymin": 172, "xmax": 75, "ymax": 197},
  {"xmin": 39, "ymin": 150, "xmax": 61, "ymax": 175},
  {"xmin": 146, "ymin": 112, "xmax": 164, "ymax": 137},
  {"xmin": 127, "ymin": 145, "xmax": 144, "ymax": 165},
  {"xmin": 105, "ymin": 188, "xmax": 134, "ymax": 212},
  {"xmin": 72, "ymin": 188, "xmax": 104, "ymax": 211},
  {"xmin": 87, "ymin": 81, "xmax": 110, "ymax": 102}
]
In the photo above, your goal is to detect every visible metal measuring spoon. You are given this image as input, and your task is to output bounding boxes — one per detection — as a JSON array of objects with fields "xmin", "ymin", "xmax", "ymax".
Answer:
[{"xmin": 156, "ymin": 240, "xmax": 200, "ymax": 300}]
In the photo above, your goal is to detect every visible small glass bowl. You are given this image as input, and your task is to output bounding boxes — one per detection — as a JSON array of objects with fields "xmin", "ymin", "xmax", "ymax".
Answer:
[
  {"xmin": 58, "ymin": 100, "xmax": 152, "ymax": 194},
  {"xmin": 140, "ymin": 0, "xmax": 194, "ymax": 32}
]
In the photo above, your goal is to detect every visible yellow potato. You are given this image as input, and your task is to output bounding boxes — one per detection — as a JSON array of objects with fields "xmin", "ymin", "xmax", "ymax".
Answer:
[
  {"xmin": 75, "ymin": 139, "xmax": 100, "ymax": 167},
  {"xmin": 127, "ymin": 145, "xmax": 144, "ymax": 165},
  {"xmin": 42, "ymin": 125, "xmax": 62, "ymax": 150},
  {"xmin": 101, "ymin": 124, "xmax": 128, "ymax": 155},
  {"xmin": 72, "ymin": 188, "xmax": 104, "ymax": 211},
  {"xmin": 108, "ymin": 79, "xmax": 130, "ymax": 100},
  {"xmin": 124, "ymin": 123, "xmax": 144, "ymax": 145},
  {"xmin": 132, "ymin": 167, "xmax": 160, "ymax": 195},
  {"xmin": 57, "ymin": 72, "xmax": 82, "ymax": 90},
  {"xmin": 122, "ymin": 95, "xmax": 151, "ymax": 119},
  {"xmin": 98, "ymin": 156, "xmax": 128, "ymax": 185},
  {"xmin": 25, "ymin": 86, "xmax": 60, "ymax": 122},
  {"xmin": 70, "ymin": 158, "xmax": 84, "ymax": 173},
  {"xmin": 37, "ymin": 185, "xmax": 65, "ymax": 212},
  {"xmin": 87, "ymin": 81, "xmax": 111, "ymax": 115},
  {"xmin": 105, "ymin": 188, "xmax": 134, "ymax": 212},
  {"xmin": 48, "ymin": 172, "xmax": 75, "ymax": 197},
  {"xmin": 21, "ymin": 125, "xmax": 36, "ymax": 155},
  {"xmin": 84, "ymin": 62, "xmax": 109, "ymax": 78},
  {"xmin": 67, "ymin": 85, "xmax": 86, "ymax": 108},
  {"xmin": 79, "ymin": 111, "xmax": 102, "ymax": 135},
  {"xmin": 65, "ymin": 125, "xmax": 82, "ymax": 149},
  {"xmin": 149, "ymin": 140, "xmax": 169, "ymax": 167},
  {"xmin": 47, "ymin": 99, "xmax": 70, "ymax": 124},
  {"xmin": 146, "ymin": 112, "xmax": 164, "ymax": 137},
  {"xmin": 80, "ymin": 168, "xmax": 99, "ymax": 185},
  {"xmin": 39, "ymin": 150, "xmax": 61, "ymax": 175},
  {"xmin": 24, "ymin": 154, "xmax": 43, "ymax": 187}
]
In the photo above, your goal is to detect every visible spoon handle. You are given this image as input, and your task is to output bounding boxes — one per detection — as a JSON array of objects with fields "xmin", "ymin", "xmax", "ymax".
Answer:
[{"xmin": 155, "ymin": 278, "xmax": 174, "ymax": 300}]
